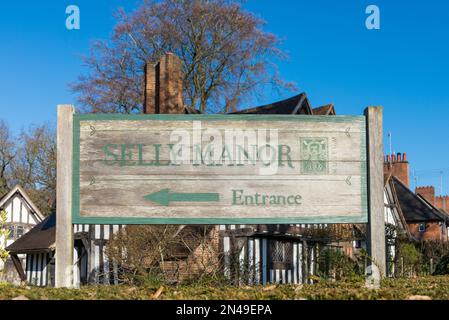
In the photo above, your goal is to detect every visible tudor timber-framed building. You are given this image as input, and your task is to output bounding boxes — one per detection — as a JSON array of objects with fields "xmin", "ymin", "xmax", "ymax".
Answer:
[{"xmin": 0, "ymin": 185, "xmax": 44, "ymax": 284}]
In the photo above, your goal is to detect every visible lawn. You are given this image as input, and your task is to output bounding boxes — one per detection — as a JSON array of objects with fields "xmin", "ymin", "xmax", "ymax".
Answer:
[{"xmin": 1, "ymin": 276, "xmax": 449, "ymax": 300}]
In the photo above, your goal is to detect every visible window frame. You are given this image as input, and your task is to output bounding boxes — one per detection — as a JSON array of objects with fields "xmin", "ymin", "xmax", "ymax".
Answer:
[
  {"xmin": 418, "ymin": 223, "xmax": 426, "ymax": 233},
  {"xmin": 7, "ymin": 225, "xmax": 16, "ymax": 240},
  {"xmin": 16, "ymin": 225, "xmax": 24, "ymax": 238}
]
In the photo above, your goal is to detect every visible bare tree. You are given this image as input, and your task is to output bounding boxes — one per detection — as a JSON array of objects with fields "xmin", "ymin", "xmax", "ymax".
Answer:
[
  {"xmin": 0, "ymin": 120, "xmax": 56, "ymax": 215},
  {"xmin": 12, "ymin": 124, "xmax": 56, "ymax": 215},
  {"xmin": 72, "ymin": 0, "xmax": 295, "ymax": 114},
  {"xmin": 0, "ymin": 121, "xmax": 15, "ymax": 196}
]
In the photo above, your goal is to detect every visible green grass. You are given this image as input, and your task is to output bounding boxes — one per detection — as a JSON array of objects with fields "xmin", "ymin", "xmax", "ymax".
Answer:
[{"xmin": 1, "ymin": 276, "xmax": 449, "ymax": 300}]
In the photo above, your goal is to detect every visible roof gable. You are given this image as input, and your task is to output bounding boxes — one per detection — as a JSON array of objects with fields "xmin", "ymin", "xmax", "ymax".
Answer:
[
  {"xmin": 0, "ymin": 185, "xmax": 44, "ymax": 222},
  {"xmin": 312, "ymin": 104, "xmax": 336, "ymax": 115},
  {"xmin": 384, "ymin": 175, "xmax": 411, "ymax": 237},
  {"xmin": 184, "ymin": 93, "xmax": 335, "ymax": 116},
  {"xmin": 229, "ymin": 93, "xmax": 313, "ymax": 115}
]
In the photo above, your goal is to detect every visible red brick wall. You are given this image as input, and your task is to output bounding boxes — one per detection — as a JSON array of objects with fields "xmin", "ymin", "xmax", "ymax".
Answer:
[{"xmin": 408, "ymin": 222, "xmax": 447, "ymax": 241}]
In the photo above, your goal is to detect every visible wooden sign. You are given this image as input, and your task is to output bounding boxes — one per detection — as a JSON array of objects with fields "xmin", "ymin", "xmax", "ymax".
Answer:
[{"xmin": 72, "ymin": 114, "xmax": 368, "ymax": 224}]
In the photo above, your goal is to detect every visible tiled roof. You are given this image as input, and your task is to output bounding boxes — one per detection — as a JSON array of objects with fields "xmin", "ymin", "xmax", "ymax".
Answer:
[
  {"xmin": 312, "ymin": 104, "xmax": 335, "ymax": 115},
  {"xmin": 6, "ymin": 214, "xmax": 56, "ymax": 254},
  {"xmin": 392, "ymin": 176, "xmax": 449, "ymax": 223},
  {"xmin": 228, "ymin": 93, "xmax": 313, "ymax": 115},
  {"xmin": 183, "ymin": 93, "xmax": 335, "ymax": 116}
]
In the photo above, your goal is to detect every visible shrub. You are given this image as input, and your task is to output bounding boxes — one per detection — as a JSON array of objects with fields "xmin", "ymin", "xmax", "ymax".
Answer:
[
  {"xmin": 419, "ymin": 240, "xmax": 449, "ymax": 274},
  {"xmin": 433, "ymin": 254, "xmax": 449, "ymax": 275},
  {"xmin": 319, "ymin": 248, "xmax": 360, "ymax": 280},
  {"xmin": 398, "ymin": 242, "xmax": 421, "ymax": 276},
  {"xmin": 0, "ymin": 210, "xmax": 10, "ymax": 263},
  {"xmin": 105, "ymin": 225, "xmax": 223, "ymax": 285}
]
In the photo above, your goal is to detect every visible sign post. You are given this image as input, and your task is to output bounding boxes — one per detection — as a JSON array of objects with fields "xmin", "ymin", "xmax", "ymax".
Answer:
[
  {"xmin": 55, "ymin": 105, "xmax": 75, "ymax": 288},
  {"xmin": 365, "ymin": 106, "xmax": 386, "ymax": 278},
  {"xmin": 56, "ymin": 105, "xmax": 385, "ymax": 287}
]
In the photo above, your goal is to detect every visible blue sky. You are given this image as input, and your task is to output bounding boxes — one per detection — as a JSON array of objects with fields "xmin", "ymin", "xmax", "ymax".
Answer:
[{"xmin": 0, "ymin": 1, "xmax": 448, "ymax": 193}]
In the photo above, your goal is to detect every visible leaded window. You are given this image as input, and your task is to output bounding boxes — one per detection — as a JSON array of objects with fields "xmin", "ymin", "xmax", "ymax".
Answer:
[{"xmin": 269, "ymin": 240, "xmax": 293, "ymax": 269}]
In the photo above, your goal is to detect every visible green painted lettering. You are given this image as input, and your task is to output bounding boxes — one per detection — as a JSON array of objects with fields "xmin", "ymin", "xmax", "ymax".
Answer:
[
  {"xmin": 120, "ymin": 144, "xmax": 136, "ymax": 166},
  {"xmin": 221, "ymin": 144, "xmax": 234, "ymax": 165},
  {"xmin": 193, "ymin": 143, "xmax": 216, "ymax": 166},
  {"xmin": 236, "ymin": 145, "xmax": 258, "ymax": 166},
  {"xmin": 153, "ymin": 144, "xmax": 163, "ymax": 166},
  {"xmin": 103, "ymin": 144, "xmax": 119, "ymax": 166},
  {"xmin": 233, "ymin": 190, "xmax": 302, "ymax": 207},
  {"xmin": 278, "ymin": 145, "xmax": 295, "ymax": 168},
  {"xmin": 168, "ymin": 144, "xmax": 180, "ymax": 166},
  {"xmin": 232, "ymin": 189, "xmax": 244, "ymax": 205},
  {"xmin": 137, "ymin": 144, "xmax": 152, "ymax": 166}
]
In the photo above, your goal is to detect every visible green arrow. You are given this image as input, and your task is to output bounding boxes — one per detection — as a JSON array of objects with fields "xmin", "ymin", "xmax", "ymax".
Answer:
[{"xmin": 144, "ymin": 189, "xmax": 220, "ymax": 206}]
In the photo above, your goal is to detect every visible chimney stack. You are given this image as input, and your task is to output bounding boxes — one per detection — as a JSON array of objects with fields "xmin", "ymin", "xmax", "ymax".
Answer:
[
  {"xmin": 435, "ymin": 195, "xmax": 449, "ymax": 212},
  {"xmin": 384, "ymin": 151, "xmax": 410, "ymax": 187},
  {"xmin": 144, "ymin": 53, "xmax": 184, "ymax": 115},
  {"xmin": 144, "ymin": 61, "xmax": 157, "ymax": 114},
  {"xmin": 416, "ymin": 186, "xmax": 435, "ymax": 205}
]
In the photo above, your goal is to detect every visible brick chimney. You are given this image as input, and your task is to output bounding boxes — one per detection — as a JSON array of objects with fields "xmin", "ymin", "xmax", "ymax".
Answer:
[
  {"xmin": 435, "ymin": 195, "xmax": 449, "ymax": 213},
  {"xmin": 384, "ymin": 152, "xmax": 410, "ymax": 187},
  {"xmin": 416, "ymin": 186, "xmax": 435, "ymax": 205},
  {"xmin": 144, "ymin": 53, "xmax": 184, "ymax": 114}
]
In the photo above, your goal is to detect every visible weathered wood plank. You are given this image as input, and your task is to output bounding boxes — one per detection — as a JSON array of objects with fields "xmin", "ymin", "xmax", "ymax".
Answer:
[
  {"xmin": 78, "ymin": 177, "xmax": 364, "ymax": 215},
  {"xmin": 56, "ymin": 105, "xmax": 75, "ymax": 288}
]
